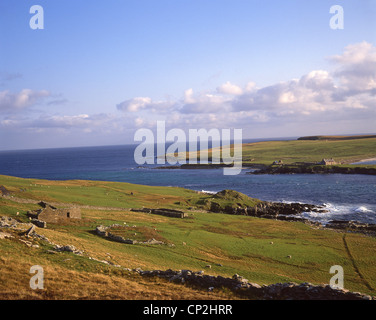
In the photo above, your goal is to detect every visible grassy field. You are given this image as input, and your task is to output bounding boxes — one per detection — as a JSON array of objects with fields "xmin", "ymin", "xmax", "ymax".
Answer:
[
  {"xmin": 241, "ymin": 137, "xmax": 376, "ymax": 165},
  {"xmin": 1, "ymin": 174, "xmax": 376, "ymax": 299},
  {"xmin": 188, "ymin": 136, "xmax": 376, "ymax": 166}
]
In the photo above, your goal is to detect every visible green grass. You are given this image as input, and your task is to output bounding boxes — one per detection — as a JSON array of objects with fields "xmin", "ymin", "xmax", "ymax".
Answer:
[
  {"xmin": 241, "ymin": 137, "xmax": 376, "ymax": 165},
  {"xmin": 1, "ymin": 174, "xmax": 376, "ymax": 298},
  {"xmin": 188, "ymin": 137, "xmax": 376, "ymax": 166}
]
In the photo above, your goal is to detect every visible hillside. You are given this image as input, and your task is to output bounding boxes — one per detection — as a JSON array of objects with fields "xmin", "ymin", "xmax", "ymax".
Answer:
[
  {"xmin": 1, "ymin": 175, "xmax": 376, "ymax": 299},
  {"xmin": 240, "ymin": 137, "xmax": 376, "ymax": 166},
  {"xmin": 179, "ymin": 136, "xmax": 376, "ymax": 167}
]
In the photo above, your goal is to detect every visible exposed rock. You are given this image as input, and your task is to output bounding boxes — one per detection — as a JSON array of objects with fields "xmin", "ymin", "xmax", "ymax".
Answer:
[
  {"xmin": 0, "ymin": 232, "xmax": 13, "ymax": 240},
  {"xmin": 19, "ymin": 239, "xmax": 39, "ymax": 248},
  {"xmin": 137, "ymin": 268, "xmax": 375, "ymax": 300},
  {"xmin": 54, "ymin": 244, "xmax": 83, "ymax": 255},
  {"xmin": 0, "ymin": 216, "xmax": 19, "ymax": 228},
  {"xmin": 145, "ymin": 238, "xmax": 165, "ymax": 245},
  {"xmin": 208, "ymin": 198, "xmax": 326, "ymax": 226},
  {"xmin": 245, "ymin": 202, "xmax": 327, "ymax": 217},
  {"xmin": 325, "ymin": 220, "xmax": 376, "ymax": 235},
  {"xmin": 249, "ymin": 165, "xmax": 376, "ymax": 176},
  {"xmin": 0, "ymin": 185, "xmax": 11, "ymax": 196}
]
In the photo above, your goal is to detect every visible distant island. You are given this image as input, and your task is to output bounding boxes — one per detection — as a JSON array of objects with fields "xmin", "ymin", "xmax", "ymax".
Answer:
[
  {"xmin": 297, "ymin": 135, "xmax": 376, "ymax": 141},
  {"xmin": 157, "ymin": 135, "xmax": 376, "ymax": 174}
]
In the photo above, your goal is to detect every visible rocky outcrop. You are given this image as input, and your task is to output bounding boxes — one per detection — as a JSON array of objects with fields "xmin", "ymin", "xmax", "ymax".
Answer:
[
  {"xmin": 135, "ymin": 269, "xmax": 374, "ymax": 300},
  {"xmin": 0, "ymin": 216, "xmax": 20, "ymax": 228},
  {"xmin": 245, "ymin": 202, "xmax": 327, "ymax": 217},
  {"xmin": 0, "ymin": 185, "xmax": 11, "ymax": 196},
  {"xmin": 325, "ymin": 220, "xmax": 376, "ymax": 235},
  {"xmin": 0, "ymin": 232, "xmax": 13, "ymax": 240},
  {"xmin": 209, "ymin": 199, "xmax": 376, "ymax": 236},
  {"xmin": 54, "ymin": 244, "xmax": 83, "ymax": 255},
  {"xmin": 208, "ymin": 199, "xmax": 325, "ymax": 226}
]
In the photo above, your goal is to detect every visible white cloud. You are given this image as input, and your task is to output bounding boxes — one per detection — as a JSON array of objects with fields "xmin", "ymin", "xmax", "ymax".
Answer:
[
  {"xmin": 180, "ymin": 89, "xmax": 232, "ymax": 114},
  {"xmin": 118, "ymin": 42, "xmax": 375, "ymax": 134},
  {"xmin": 117, "ymin": 97, "xmax": 152, "ymax": 112},
  {"xmin": 3, "ymin": 42, "xmax": 374, "ymax": 150},
  {"xmin": 0, "ymin": 89, "xmax": 50, "ymax": 112},
  {"xmin": 114, "ymin": 42, "xmax": 376, "ymax": 135},
  {"xmin": 217, "ymin": 81, "xmax": 243, "ymax": 95},
  {"xmin": 117, "ymin": 97, "xmax": 174, "ymax": 113},
  {"xmin": 331, "ymin": 41, "xmax": 376, "ymax": 92}
]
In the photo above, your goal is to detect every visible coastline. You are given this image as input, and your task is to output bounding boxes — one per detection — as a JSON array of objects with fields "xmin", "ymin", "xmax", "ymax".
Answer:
[
  {"xmin": 154, "ymin": 163, "xmax": 376, "ymax": 175},
  {"xmin": 1, "ymin": 174, "xmax": 375, "ymax": 236},
  {"xmin": 1, "ymin": 173, "xmax": 376, "ymax": 298},
  {"xmin": 353, "ymin": 158, "xmax": 376, "ymax": 164},
  {"xmin": 248, "ymin": 164, "xmax": 376, "ymax": 175}
]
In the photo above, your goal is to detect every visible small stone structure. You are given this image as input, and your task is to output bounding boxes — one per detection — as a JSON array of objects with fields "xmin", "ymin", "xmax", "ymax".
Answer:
[
  {"xmin": 131, "ymin": 208, "xmax": 188, "ymax": 219},
  {"xmin": 95, "ymin": 225, "xmax": 165, "ymax": 245},
  {"xmin": 27, "ymin": 201, "xmax": 81, "ymax": 223},
  {"xmin": 319, "ymin": 158, "xmax": 336, "ymax": 165}
]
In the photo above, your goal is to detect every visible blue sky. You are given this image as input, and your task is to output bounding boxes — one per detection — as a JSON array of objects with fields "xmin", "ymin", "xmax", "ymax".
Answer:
[{"xmin": 0, "ymin": 0, "xmax": 375, "ymax": 150}]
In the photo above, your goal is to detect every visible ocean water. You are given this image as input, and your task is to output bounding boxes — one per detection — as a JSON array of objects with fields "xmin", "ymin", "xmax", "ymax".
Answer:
[{"xmin": 0, "ymin": 144, "xmax": 375, "ymax": 224}]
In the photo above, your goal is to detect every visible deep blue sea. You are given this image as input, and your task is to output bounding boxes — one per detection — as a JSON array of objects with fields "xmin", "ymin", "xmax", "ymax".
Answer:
[{"xmin": 1, "ymin": 144, "xmax": 376, "ymax": 224}]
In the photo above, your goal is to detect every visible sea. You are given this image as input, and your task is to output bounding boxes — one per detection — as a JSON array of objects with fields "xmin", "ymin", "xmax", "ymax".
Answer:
[{"xmin": 0, "ymin": 143, "xmax": 376, "ymax": 225}]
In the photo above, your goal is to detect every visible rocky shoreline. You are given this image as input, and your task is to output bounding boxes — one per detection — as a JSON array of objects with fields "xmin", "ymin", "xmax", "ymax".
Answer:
[
  {"xmin": 207, "ymin": 198, "xmax": 376, "ymax": 236},
  {"xmin": 154, "ymin": 163, "xmax": 234, "ymax": 170},
  {"xmin": 248, "ymin": 165, "xmax": 376, "ymax": 175},
  {"xmin": 152, "ymin": 162, "xmax": 376, "ymax": 175}
]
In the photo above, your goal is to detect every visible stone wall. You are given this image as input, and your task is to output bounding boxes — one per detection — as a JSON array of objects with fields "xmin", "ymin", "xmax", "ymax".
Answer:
[
  {"xmin": 131, "ymin": 208, "xmax": 188, "ymax": 219},
  {"xmin": 95, "ymin": 225, "xmax": 164, "ymax": 245},
  {"xmin": 137, "ymin": 269, "xmax": 375, "ymax": 300}
]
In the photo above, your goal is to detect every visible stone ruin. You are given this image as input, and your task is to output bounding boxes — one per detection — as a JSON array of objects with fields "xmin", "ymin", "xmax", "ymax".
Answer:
[
  {"xmin": 95, "ymin": 225, "xmax": 166, "ymax": 245},
  {"xmin": 136, "ymin": 269, "xmax": 375, "ymax": 300},
  {"xmin": 27, "ymin": 201, "xmax": 81, "ymax": 224},
  {"xmin": 131, "ymin": 208, "xmax": 188, "ymax": 219}
]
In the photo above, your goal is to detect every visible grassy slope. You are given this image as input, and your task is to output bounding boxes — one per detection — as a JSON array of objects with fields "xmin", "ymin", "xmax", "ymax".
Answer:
[
  {"xmin": 241, "ymin": 137, "xmax": 376, "ymax": 165},
  {"xmin": 1, "ymin": 175, "xmax": 376, "ymax": 299},
  {"xmin": 194, "ymin": 137, "xmax": 376, "ymax": 166}
]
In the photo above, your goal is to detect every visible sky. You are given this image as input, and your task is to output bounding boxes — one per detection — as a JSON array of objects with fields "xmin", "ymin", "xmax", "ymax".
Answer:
[{"xmin": 0, "ymin": 0, "xmax": 375, "ymax": 150}]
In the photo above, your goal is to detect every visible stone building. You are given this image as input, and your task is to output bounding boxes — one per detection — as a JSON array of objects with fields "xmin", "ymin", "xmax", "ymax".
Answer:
[
  {"xmin": 319, "ymin": 158, "xmax": 336, "ymax": 165},
  {"xmin": 27, "ymin": 202, "xmax": 81, "ymax": 223}
]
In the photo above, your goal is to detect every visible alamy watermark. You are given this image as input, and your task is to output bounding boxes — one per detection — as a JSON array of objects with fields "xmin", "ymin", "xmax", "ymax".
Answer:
[
  {"xmin": 134, "ymin": 121, "xmax": 243, "ymax": 176},
  {"xmin": 28, "ymin": 4, "xmax": 344, "ymax": 31},
  {"xmin": 330, "ymin": 265, "xmax": 344, "ymax": 289},
  {"xmin": 29, "ymin": 5, "xmax": 44, "ymax": 30},
  {"xmin": 29, "ymin": 265, "xmax": 44, "ymax": 290},
  {"xmin": 330, "ymin": 5, "xmax": 344, "ymax": 30}
]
